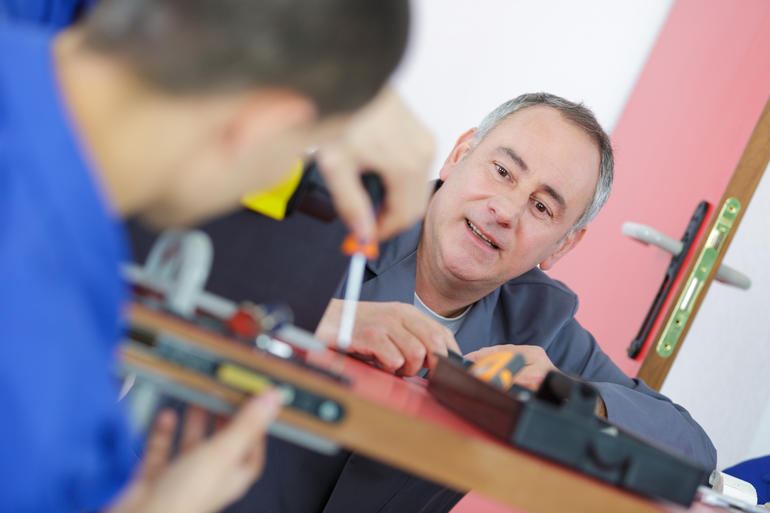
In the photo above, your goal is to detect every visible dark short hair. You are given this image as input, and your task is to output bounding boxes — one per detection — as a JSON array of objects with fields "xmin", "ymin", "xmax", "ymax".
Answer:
[{"xmin": 82, "ymin": 0, "xmax": 409, "ymax": 115}]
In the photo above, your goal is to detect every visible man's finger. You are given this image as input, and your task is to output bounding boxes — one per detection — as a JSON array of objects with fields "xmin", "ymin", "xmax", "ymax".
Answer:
[
  {"xmin": 377, "ymin": 178, "xmax": 431, "ymax": 241},
  {"xmin": 179, "ymin": 405, "xmax": 208, "ymax": 454},
  {"xmin": 219, "ymin": 439, "xmax": 270, "ymax": 502},
  {"xmin": 465, "ymin": 344, "xmax": 519, "ymax": 362},
  {"xmin": 390, "ymin": 330, "xmax": 428, "ymax": 376},
  {"xmin": 316, "ymin": 149, "xmax": 376, "ymax": 241},
  {"xmin": 512, "ymin": 368, "xmax": 544, "ymax": 391},
  {"xmin": 213, "ymin": 414, "xmax": 229, "ymax": 434},
  {"xmin": 402, "ymin": 308, "xmax": 461, "ymax": 369},
  {"xmin": 351, "ymin": 335, "xmax": 404, "ymax": 373},
  {"xmin": 403, "ymin": 310, "xmax": 459, "ymax": 355},
  {"xmin": 314, "ymin": 298, "xmax": 343, "ymax": 346},
  {"xmin": 211, "ymin": 389, "xmax": 281, "ymax": 461},
  {"xmin": 141, "ymin": 409, "xmax": 178, "ymax": 480}
]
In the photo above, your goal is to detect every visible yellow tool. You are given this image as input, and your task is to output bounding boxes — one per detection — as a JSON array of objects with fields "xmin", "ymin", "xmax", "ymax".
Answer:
[
  {"xmin": 242, "ymin": 159, "xmax": 305, "ymax": 220},
  {"xmin": 470, "ymin": 352, "xmax": 526, "ymax": 390}
]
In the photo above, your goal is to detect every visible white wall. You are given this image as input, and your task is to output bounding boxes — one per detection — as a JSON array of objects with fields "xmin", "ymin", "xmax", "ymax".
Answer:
[
  {"xmin": 392, "ymin": 0, "xmax": 673, "ymax": 175},
  {"xmin": 662, "ymin": 163, "xmax": 770, "ymax": 469}
]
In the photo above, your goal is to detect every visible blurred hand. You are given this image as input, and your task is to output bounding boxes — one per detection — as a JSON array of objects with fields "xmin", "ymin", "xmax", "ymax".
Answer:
[
  {"xmin": 316, "ymin": 86, "xmax": 434, "ymax": 242},
  {"xmin": 316, "ymin": 299, "xmax": 460, "ymax": 376},
  {"xmin": 465, "ymin": 345, "xmax": 558, "ymax": 391},
  {"xmin": 465, "ymin": 345, "xmax": 607, "ymax": 417},
  {"xmin": 107, "ymin": 390, "xmax": 281, "ymax": 513}
]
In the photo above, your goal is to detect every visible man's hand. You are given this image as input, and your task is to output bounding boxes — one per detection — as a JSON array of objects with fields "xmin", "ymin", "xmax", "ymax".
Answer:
[
  {"xmin": 107, "ymin": 390, "xmax": 281, "ymax": 513},
  {"xmin": 465, "ymin": 345, "xmax": 607, "ymax": 418},
  {"xmin": 465, "ymin": 345, "xmax": 558, "ymax": 391},
  {"xmin": 316, "ymin": 86, "xmax": 434, "ymax": 242},
  {"xmin": 316, "ymin": 299, "xmax": 460, "ymax": 376}
]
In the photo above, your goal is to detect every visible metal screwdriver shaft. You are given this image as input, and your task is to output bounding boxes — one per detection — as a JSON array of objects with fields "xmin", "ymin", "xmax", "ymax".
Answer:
[
  {"xmin": 336, "ymin": 234, "xmax": 378, "ymax": 350},
  {"xmin": 337, "ymin": 251, "xmax": 367, "ymax": 350},
  {"xmin": 334, "ymin": 173, "xmax": 384, "ymax": 351}
]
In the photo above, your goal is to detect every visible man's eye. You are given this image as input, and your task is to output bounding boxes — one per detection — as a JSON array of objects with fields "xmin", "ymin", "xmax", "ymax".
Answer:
[
  {"xmin": 533, "ymin": 200, "xmax": 552, "ymax": 218},
  {"xmin": 495, "ymin": 164, "xmax": 509, "ymax": 178}
]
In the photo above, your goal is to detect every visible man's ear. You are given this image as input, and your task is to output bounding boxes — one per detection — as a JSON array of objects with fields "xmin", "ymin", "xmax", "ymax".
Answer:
[
  {"xmin": 221, "ymin": 88, "xmax": 317, "ymax": 159},
  {"xmin": 438, "ymin": 128, "xmax": 477, "ymax": 181},
  {"xmin": 539, "ymin": 227, "xmax": 586, "ymax": 271}
]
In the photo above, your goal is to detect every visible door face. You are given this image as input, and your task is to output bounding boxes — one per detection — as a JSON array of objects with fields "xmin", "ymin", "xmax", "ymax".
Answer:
[
  {"xmin": 661, "ymin": 161, "xmax": 770, "ymax": 469},
  {"xmin": 546, "ymin": 0, "xmax": 770, "ymax": 377}
]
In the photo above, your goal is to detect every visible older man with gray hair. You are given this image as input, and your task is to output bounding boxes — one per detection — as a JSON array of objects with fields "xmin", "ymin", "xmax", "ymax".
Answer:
[{"xmin": 229, "ymin": 92, "xmax": 715, "ymax": 513}]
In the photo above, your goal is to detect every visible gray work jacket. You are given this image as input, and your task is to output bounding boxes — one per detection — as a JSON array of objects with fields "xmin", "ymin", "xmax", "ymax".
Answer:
[{"xmin": 228, "ymin": 221, "xmax": 716, "ymax": 513}]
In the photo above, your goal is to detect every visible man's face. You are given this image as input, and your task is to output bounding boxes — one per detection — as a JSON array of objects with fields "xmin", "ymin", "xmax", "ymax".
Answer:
[
  {"xmin": 138, "ymin": 93, "xmax": 350, "ymax": 228},
  {"xmin": 421, "ymin": 105, "xmax": 600, "ymax": 292}
]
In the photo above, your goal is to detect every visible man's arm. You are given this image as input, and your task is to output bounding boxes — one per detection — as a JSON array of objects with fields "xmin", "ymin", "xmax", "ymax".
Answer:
[
  {"xmin": 481, "ymin": 275, "xmax": 717, "ymax": 469},
  {"xmin": 467, "ymin": 336, "xmax": 716, "ymax": 469},
  {"xmin": 545, "ymin": 317, "xmax": 717, "ymax": 469}
]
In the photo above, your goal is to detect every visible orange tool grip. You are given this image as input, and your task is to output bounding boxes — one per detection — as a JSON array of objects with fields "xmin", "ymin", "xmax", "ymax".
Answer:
[
  {"xmin": 471, "ymin": 352, "xmax": 524, "ymax": 390},
  {"xmin": 341, "ymin": 234, "xmax": 379, "ymax": 259}
]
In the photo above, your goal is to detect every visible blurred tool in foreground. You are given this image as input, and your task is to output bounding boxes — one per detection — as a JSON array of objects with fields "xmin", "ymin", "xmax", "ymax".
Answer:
[
  {"xmin": 243, "ymin": 87, "xmax": 435, "ymax": 243},
  {"xmin": 337, "ymin": 236, "xmax": 378, "ymax": 350},
  {"xmin": 243, "ymin": 160, "xmax": 385, "ymax": 352}
]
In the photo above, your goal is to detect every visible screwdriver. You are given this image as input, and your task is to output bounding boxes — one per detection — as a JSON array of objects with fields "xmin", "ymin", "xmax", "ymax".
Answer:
[
  {"xmin": 337, "ymin": 175, "xmax": 385, "ymax": 351},
  {"xmin": 337, "ymin": 236, "xmax": 378, "ymax": 350},
  {"xmin": 240, "ymin": 159, "xmax": 384, "ymax": 350}
]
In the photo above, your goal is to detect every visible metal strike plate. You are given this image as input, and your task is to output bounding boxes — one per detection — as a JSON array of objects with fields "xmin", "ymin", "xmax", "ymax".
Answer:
[{"xmin": 656, "ymin": 198, "xmax": 740, "ymax": 357}]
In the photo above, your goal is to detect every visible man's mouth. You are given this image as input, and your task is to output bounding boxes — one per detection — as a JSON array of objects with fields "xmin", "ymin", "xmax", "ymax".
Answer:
[{"xmin": 466, "ymin": 219, "xmax": 499, "ymax": 250}]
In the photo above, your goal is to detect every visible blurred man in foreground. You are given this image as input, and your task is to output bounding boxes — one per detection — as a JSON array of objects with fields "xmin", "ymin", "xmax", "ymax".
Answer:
[{"xmin": 0, "ymin": 1, "xmax": 435, "ymax": 512}]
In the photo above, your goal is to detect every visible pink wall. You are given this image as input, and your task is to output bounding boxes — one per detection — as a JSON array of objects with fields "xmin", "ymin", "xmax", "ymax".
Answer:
[
  {"xmin": 547, "ymin": 0, "xmax": 770, "ymax": 376},
  {"xmin": 454, "ymin": 1, "xmax": 770, "ymax": 511}
]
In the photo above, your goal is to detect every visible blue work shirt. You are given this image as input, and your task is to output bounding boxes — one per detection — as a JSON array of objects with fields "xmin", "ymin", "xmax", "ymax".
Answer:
[
  {"xmin": 0, "ymin": 0, "xmax": 95, "ymax": 31},
  {"xmin": 0, "ymin": 24, "xmax": 137, "ymax": 513}
]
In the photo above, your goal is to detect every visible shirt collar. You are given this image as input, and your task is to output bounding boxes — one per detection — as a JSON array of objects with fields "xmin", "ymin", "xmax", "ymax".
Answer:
[{"xmin": 366, "ymin": 219, "xmax": 423, "ymax": 276}]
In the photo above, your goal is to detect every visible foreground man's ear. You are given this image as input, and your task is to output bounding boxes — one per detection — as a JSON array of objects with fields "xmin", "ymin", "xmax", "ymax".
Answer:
[
  {"xmin": 539, "ymin": 227, "xmax": 587, "ymax": 271},
  {"xmin": 438, "ymin": 127, "xmax": 477, "ymax": 181},
  {"xmin": 221, "ymin": 88, "xmax": 317, "ymax": 160}
]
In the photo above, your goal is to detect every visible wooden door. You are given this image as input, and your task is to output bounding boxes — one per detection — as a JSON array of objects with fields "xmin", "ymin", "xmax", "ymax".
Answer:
[{"xmin": 547, "ymin": 0, "xmax": 770, "ymax": 378}]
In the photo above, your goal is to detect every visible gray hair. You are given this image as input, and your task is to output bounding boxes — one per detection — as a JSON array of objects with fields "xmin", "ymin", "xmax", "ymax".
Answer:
[{"xmin": 473, "ymin": 92, "xmax": 614, "ymax": 233}]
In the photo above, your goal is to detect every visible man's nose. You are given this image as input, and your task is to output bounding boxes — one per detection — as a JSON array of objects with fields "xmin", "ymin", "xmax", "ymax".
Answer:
[{"xmin": 487, "ymin": 193, "xmax": 524, "ymax": 229}]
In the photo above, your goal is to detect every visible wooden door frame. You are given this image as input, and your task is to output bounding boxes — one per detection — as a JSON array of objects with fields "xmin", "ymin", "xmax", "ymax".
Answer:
[{"xmin": 638, "ymin": 98, "xmax": 770, "ymax": 390}]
